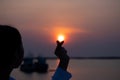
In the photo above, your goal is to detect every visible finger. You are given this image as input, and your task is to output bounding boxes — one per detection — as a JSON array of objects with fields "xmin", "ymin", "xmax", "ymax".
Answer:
[{"xmin": 56, "ymin": 40, "xmax": 64, "ymax": 46}]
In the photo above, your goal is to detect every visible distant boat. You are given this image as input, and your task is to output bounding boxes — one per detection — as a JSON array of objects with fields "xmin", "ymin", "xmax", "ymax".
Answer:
[
  {"xmin": 20, "ymin": 57, "xmax": 35, "ymax": 73},
  {"xmin": 20, "ymin": 57, "xmax": 48, "ymax": 73},
  {"xmin": 34, "ymin": 57, "xmax": 48, "ymax": 73}
]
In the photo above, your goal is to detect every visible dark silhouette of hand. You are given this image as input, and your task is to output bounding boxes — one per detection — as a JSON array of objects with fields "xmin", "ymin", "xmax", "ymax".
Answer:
[{"xmin": 55, "ymin": 41, "xmax": 70, "ymax": 71}]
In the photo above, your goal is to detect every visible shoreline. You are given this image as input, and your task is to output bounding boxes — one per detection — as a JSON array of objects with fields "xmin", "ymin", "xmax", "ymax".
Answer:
[{"xmin": 23, "ymin": 56, "xmax": 120, "ymax": 60}]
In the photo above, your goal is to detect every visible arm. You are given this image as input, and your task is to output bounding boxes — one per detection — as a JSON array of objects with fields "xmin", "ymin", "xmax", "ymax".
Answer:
[
  {"xmin": 52, "ymin": 41, "xmax": 72, "ymax": 80},
  {"xmin": 55, "ymin": 41, "xmax": 69, "ymax": 71}
]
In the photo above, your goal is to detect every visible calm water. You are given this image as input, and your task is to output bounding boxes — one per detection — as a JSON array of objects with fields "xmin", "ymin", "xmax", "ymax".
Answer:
[{"xmin": 11, "ymin": 59, "xmax": 120, "ymax": 80}]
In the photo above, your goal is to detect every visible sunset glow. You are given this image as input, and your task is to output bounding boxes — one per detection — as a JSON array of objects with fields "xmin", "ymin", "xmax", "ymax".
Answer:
[
  {"xmin": 0, "ymin": 0, "xmax": 120, "ymax": 57},
  {"xmin": 57, "ymin": 35, "xmax": 65, "ymax": 42}
]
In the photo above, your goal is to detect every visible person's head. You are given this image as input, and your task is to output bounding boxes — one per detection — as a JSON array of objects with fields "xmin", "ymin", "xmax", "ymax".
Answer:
[{"xmin": 0, "ymin": 25, "xmax": 24, "ymax": 70}]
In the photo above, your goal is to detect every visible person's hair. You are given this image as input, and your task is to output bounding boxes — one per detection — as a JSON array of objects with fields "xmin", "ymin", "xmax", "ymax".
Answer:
[{"xmin": 0, "ymin": 25, "xmax": 22, "ymax": 67}]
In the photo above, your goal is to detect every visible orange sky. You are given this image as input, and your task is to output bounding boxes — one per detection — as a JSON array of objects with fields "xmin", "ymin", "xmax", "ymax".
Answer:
[{"xmin": 0, "ymin": 0, "xmax": 120, "ymax": 57}]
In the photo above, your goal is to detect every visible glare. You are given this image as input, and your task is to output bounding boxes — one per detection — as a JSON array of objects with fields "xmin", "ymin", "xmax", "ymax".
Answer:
[{"xmin": 57, "ymin": 35, "xmax": 64, "ymax": 42}]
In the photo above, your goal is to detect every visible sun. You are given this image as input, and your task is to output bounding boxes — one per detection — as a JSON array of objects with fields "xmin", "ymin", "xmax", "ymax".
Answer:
[{"xmin": 57, "ymin": 35, "xmax": 65, "ymax": 42}]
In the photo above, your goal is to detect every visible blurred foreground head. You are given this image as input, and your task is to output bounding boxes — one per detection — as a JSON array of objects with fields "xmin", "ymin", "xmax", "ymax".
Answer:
[{"xmin": 0, "ymin": 25, "xmax": 24, "ymax": 68}]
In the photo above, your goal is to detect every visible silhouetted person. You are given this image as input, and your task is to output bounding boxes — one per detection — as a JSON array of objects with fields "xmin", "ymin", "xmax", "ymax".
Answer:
[
  {"xmin": 0, "ymin": 25, "xmax": 24, "ymax": 80},
  {"xmin": 0, "ymin": 25, "xmax": 71, "ymax": 80}
]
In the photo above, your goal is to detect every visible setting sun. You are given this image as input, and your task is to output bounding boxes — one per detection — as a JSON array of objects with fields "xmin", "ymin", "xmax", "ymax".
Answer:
[{"xmin": 57, "ymin": 35, "xmax": 65, "ymax": 42}]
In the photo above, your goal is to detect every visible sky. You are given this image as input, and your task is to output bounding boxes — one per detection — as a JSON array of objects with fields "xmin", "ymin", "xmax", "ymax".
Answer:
[{"xmin": 0, "ymin": 0, "xmax": 120, "ymax": 57}]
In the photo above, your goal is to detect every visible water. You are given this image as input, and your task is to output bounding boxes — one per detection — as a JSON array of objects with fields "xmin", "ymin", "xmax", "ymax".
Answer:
[{"xmin": 11, "ymin": 59, "xmax": 120, "ymax": 80}]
